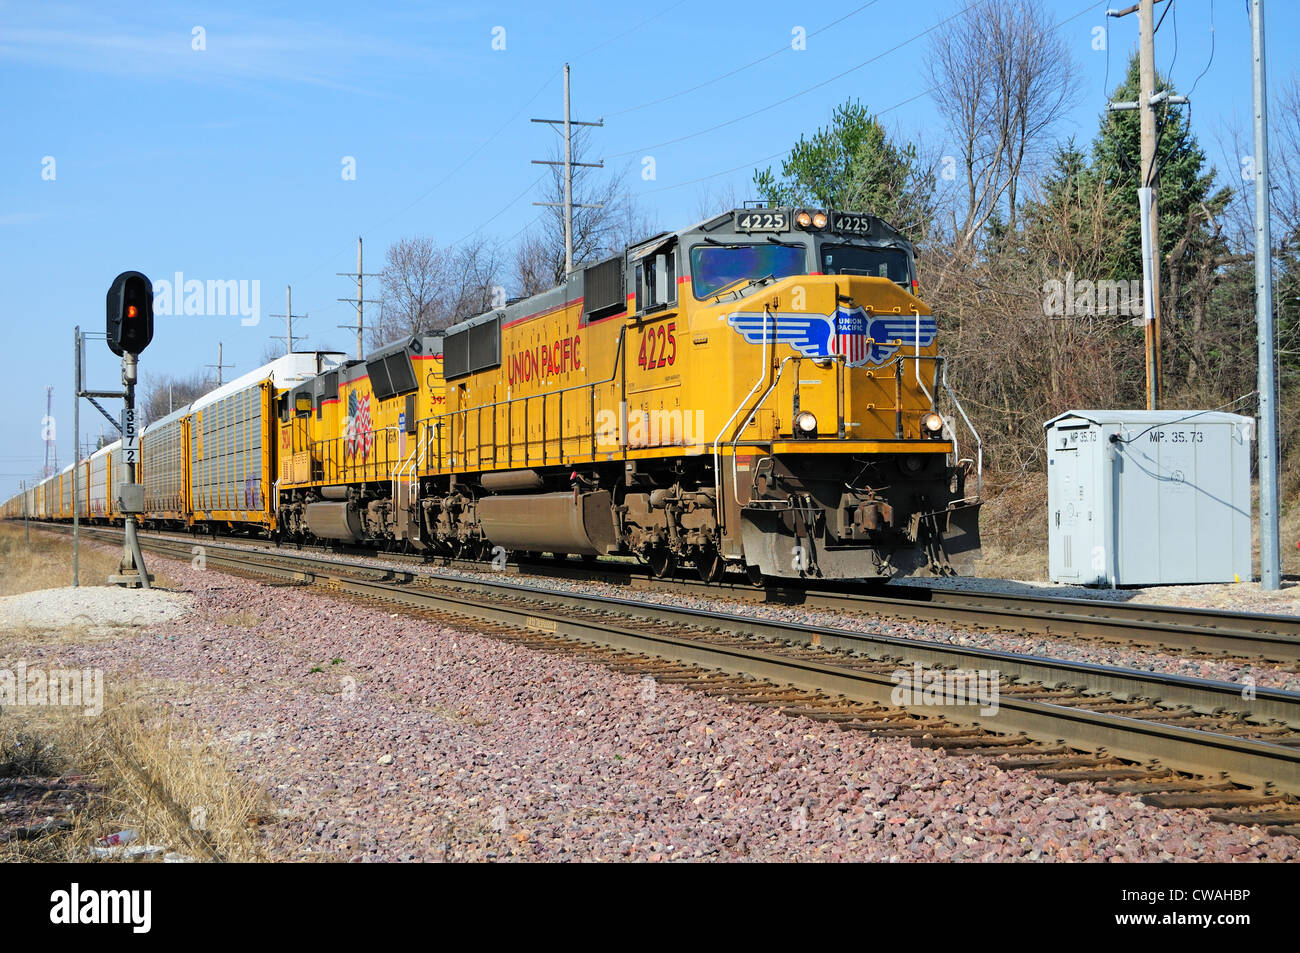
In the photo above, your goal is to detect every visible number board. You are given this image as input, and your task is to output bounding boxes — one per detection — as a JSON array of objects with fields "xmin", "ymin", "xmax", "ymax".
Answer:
[
  {"xmin": 122, "ymin": 408, "xmax": 139, "ymax": 465},
  {"xmin": 831, "ymin": 211, "xmax": 877, "ymax": 235},
  {"xmin": 734, "ymin": 210, "xmax": 789, "ymax": 233}
]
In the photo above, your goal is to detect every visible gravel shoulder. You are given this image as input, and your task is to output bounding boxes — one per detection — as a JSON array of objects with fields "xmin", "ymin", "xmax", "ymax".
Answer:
[{"xmin": 15, "ymin": 542, "xmax": 1297, "ymax": 863}]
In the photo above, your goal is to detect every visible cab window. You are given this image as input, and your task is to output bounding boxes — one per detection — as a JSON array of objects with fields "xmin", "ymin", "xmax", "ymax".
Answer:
[
  {"xmin": 820, "ymin": 244, "xmax": 912, "ymax": 287},
  {"xmin": 689, "ymin": 243, "xmax": 806, "ymax": 299}
]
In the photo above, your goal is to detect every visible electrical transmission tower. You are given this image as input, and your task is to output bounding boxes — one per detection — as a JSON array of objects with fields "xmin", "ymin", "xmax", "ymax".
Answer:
[
  {"xmin": 338, "ymin": 236, "xmax": 381, "ymax": 359},
  {"xmin": 43, "ymin": 385, "xmax": 56, "ymax": 477},
  {"xmin": 269, "ymin": 284, "xmax": 308, "ymax": 355},
  {"xmin": 206, "ymin": 341, "xmax": 235, "ymax": 385},
  {"xmin": 531, "ymin": 63, "xmax": 604, "ymax": 276}
]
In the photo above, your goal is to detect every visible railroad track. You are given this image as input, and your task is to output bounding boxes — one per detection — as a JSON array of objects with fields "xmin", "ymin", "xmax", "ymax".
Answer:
[
  {"xmin": 38, "ymin": 521, "xmax": 1300, "ymax": 665},
  {"xmin": 57, "ymin": 524, "xmax": 1300, "ymax": 835}
]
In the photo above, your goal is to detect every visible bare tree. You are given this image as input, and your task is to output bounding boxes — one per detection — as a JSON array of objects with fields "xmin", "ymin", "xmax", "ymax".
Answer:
[
  {"xmin": 693, "ymin": 181, "xmax": 740, "ymax": 223},
  {"xmin": 373, "ymin": 234, "xmax": 501, "ymax": 346},
  {"xmin": 140, "ymin": 371, "xmax": 215, "ymax": 426},
  {"xmin": 928, "ymin": 0, "xmax": 1079, "ymax": 249}
]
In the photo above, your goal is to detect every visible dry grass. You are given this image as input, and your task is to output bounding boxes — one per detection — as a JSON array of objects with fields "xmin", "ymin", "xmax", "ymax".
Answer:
[
  {"xmin": 970, "ymin": 475, "xmax": 1050, "ymax": 580},
  {"xmin": 0, "ymin": 522, "xmax": 175, "ymax": 597},
  {"xmin": 0, "ymin": 522, "xmax": 262, "ymax": 862},
  {"xmin": 0, "ymin": 696, "xmax": 272, "ymax": 862}
]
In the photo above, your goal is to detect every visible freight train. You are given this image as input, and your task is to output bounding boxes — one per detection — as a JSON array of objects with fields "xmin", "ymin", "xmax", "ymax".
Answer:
[{"xmin": 4, "ymin": 207, "xmax": 982, "ymax": 583}]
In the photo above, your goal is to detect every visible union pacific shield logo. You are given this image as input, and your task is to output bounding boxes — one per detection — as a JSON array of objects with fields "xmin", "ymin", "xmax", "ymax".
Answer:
[{"xmin": 724, "ymin": 307, "xmax": 938, "ymax": 367}]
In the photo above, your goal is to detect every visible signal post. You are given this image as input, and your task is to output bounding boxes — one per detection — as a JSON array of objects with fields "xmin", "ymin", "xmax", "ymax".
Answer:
[{"xmin": 105, "ymin": 271, "xmax": 155, "ymax": 589}]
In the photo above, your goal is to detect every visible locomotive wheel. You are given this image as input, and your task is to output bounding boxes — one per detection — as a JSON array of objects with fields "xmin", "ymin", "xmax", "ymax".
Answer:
[
  {"xmin": 746, "ymin": 564, "xmax": 765, "ymax": 587},
  {"xmin": 695, "ymin": 550, "xmax": 726, "ymax": 584},
  {"xmin": 647, "ymin": 550, "xmax": 677, "ymax": 579}
]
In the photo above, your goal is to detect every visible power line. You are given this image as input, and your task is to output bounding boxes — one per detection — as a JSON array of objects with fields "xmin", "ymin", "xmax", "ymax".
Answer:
[
  {"xmin": 636, "ymin": 0, "xmax": 1097, "ymax": 198},
  {"xmin": 601, "ymin": 0, "xmax": 984, "ymax": 161},
  {"xmin": 605, "ymin": 0, "xmax": 884, "ymax": 119},
  {"xmin": 1186, "ymin": 0, "xmax": 1215, "ymax": 97},
  {"xmin": 571, "ymin": 0, "xmax": 689, "ymax": 61}
]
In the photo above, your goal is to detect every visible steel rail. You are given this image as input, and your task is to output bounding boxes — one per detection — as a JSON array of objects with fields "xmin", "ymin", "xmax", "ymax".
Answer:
[
  {"xmin": 98, "ymin": 529, "xmax": 1300, "ymax": 795},
  {"xmin": 39, "ymin": 521, "xmax": 1300, "ymax": 663}
]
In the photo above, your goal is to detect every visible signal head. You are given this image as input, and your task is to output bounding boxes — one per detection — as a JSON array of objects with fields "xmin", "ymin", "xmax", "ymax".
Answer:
[{"xmin": 106, "ymin": 271, "xmax": 154, "ymax": 356}]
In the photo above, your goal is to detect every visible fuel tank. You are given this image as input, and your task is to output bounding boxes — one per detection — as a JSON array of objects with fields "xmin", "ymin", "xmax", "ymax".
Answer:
[
  {"xmin": 477, "ymin": 490, "xmax": 619, "ymax": 556},
  {"xmin": 305, "ymin": 501, "xmax": 362, "ymax": 542}
]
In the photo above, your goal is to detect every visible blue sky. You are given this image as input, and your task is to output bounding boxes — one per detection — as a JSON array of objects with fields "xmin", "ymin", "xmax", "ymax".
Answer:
[{"xmin": 1, "ymin": 0, "xmax": 1295, "ymax": 495}]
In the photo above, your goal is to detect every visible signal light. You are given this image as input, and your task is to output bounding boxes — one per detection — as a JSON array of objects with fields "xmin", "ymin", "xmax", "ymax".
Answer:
[{"xmin": 106, "ymin": 271, "xmax": 154, "ymax": 356}]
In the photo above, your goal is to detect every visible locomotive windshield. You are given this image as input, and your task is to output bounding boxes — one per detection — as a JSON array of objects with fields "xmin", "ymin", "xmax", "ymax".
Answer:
[
  {"xmin": 690, "ymin": 243, "xmax": 806, "ymax": 299},
  {"xmin": 819, "ymin": 244, "xmax": 912, "ymax": 287}
]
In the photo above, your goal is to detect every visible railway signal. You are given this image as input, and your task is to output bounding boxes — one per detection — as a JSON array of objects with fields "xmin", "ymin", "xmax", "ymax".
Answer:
[
  {"xmin": 106, "ymin": 270, "xmax": 154, "ymax": 356},
  {"xmin": 103, "ymin": 271, "xmax": 154, "ymax": 589}
]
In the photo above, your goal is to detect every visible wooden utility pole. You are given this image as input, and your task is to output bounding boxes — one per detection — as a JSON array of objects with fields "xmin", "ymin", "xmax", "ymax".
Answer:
[
  {"xmin": 1139, "ymin": 0, "xmax": 1162, "ymax": 408},
  {"xmin": 1109, "ymin": 0, "xmax": 1186, "ymax": 408}
]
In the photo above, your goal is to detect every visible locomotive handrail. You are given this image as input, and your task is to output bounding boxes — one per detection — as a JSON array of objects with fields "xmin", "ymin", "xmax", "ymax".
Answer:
[
  {"xmin": 419, "ymin": 326, "xmax": 627, "ymax": 475},
  {"xmin": 713, "ymin": 305, "xmax": 777, "ymax": 527},
  {"xmin": 729, "ymin": 356, "xmax": 797, "ymax": 509},
  {"xmin": 938, "ymin": 358, "xmax": 982, "ymax": 501},
  {"xmin": 890, "ymin": 352, "xmax": 982, "ymax": 501}
]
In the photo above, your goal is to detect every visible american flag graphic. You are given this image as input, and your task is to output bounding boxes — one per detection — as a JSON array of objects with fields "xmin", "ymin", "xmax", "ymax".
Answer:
[{"xmin": 346, "ymin": 391, "xmax": 373, "ymax": 460}]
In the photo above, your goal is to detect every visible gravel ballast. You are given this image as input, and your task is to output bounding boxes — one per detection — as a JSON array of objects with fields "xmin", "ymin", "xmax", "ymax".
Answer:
[
  {"xmin": 0, "ymin": 585, "xmax": 192, "ymax": 633},
  {"xmin": 153, "ymin": 536, "xmax": 1300, "ymax": 692},
  {"xmin": 8, "ymin": 543, "xmax": 1296, "ymax": 863}
]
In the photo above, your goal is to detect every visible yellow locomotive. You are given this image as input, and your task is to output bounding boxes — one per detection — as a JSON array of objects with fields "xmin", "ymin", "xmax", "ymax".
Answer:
[{"xmin": 275, "ymin": 207, "xmax": 982, "ymax": 582}]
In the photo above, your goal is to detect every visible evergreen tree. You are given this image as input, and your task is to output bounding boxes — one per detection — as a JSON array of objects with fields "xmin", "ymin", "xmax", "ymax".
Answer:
[
  {"xmin": 753, "ymin": 100, "xmax": 935, "ymax": 239},
  {"xmin": 1086, "ymin": 56, "xmax": 1229, "ymax": 281}
]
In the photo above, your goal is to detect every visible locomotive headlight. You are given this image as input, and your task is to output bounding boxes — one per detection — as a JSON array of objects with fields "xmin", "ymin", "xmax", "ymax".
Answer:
[
  {"xmin": 795, "ymin": 411, "xmax": 818, "ymax": 435},
  {"xmin": 796, "ymin": 210, "xmax": 812, "ymax": 228},
  {"xmin": 922, "ymin": 411, "xmax": 944, "ymax": 435},
  {"xmin": 812, "ymin": 211, "xmax": 827, "ymax": 228}
]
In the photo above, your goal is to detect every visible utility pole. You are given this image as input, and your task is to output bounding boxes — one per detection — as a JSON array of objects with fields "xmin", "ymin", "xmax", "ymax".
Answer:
[
  {"xmin": 269, "ymin": 284, "xmax": 308, "ymax": 355},
  {"xmin": 43, "ymin": 386, "xmax": 55, "ymax": 478},
  {"xmin": 206, "ymin": 341, "xmax": 235, "ymax": 386},
  {"xmin": 1252, "ymin": 0, "xmax": 1280, "ymax": 590},
  {"xmin": 72, "ymin": 327, "xmax": 81, "ymax": 587},
  {"xmin": 532, "ymin": 63, "xmax": 604, "ymax": 276},
  {"xmin": 22, "ymin": 479, "xmax": 28, "ymax": 544},
  {"xmin": 1108, "ymin": 0, "xmax": 1185, "ymax": 409},
  {"xmin": 1138, "ymin": 0, "xmax": 1161, "ymax": 409},
  {"xmin": 338, "ymin": 236, "xmax": 380, "ymax": 359}
]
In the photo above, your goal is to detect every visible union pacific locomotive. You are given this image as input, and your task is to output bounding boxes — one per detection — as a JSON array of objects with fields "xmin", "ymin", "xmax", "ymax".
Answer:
[{"xmin": 6, "ymin": 207, "xmax": 982, "ymax": 583}]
